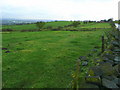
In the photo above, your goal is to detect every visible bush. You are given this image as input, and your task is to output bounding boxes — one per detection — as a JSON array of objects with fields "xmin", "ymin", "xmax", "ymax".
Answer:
[
  {"xmin": 71, "ymin": 21, "xmax": 80, "ymax": 27},
  {"xmin": 36, "ymin": 21, "xmax": 45, "ymax": 30},
  {"xmin": 118, "ymin": 20, "xmax": 120, "ymax": 24}
]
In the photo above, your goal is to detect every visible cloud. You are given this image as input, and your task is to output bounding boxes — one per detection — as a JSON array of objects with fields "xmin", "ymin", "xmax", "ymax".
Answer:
[{"xmin": 0, "ymin": 0, "xmax": 119, "ymax": 20}]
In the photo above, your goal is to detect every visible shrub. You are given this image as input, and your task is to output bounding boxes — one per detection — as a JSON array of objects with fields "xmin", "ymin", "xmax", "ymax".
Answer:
[
  {"xmin": 72, "ymin": 21, "xmax": 80, "ymax": 27},
  {"xmin": 36, "ymin": 21, "xmax": 45, "ymax": 30}
]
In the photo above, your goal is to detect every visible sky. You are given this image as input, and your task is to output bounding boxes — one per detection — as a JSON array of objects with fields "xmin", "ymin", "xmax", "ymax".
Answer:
[{"xmin": 0, "ymin": 0, "xmax": 119, "ymax": 21}]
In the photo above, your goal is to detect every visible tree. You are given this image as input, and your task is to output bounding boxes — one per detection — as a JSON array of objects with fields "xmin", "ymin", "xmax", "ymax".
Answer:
[
  {"xmin": 36, "ymin": 21, "xmax": 45, "ymax": 30},
  {"xmin": 107, "ymin": 18, "xmax": 113, "ymax": 22},
  {"xmin": 118, "ymin": 20, "xmax": 120, "ymax": 24},
  {"xmin": 72, "ymin": 21, "xmax": 80, "ymax": 27}
]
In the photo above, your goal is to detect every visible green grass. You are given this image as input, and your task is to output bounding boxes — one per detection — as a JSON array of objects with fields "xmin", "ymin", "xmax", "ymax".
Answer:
[
  {"xmin": 2, "ymin": 28, "xmax": 110, "ymax": 88},
  {"xmin": 44, "ymin": 21, "xmax": 73, "ymax": 28},
  {"xmin": 2, "ymin": 24, "xmax": 37, "ymax": 30},
  {"xmin": 80, "ymin": 23, "xmax": 111, "ymax": 28},
  {"xmin": 2, "ymin": 22, "xmax": 111, "ymax": 31},
  {"xmin": 2, "ymin": 21, "xmax": 73, "ymax": 31}
]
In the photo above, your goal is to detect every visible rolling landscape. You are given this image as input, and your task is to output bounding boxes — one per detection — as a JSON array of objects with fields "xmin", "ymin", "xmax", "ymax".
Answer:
[
  {"xmin": 1, "ymin": 0, "xmax": 120, "ymax": 89},
  {"xmin": 2, "ymin": 19, "xmax": 120, "ymax": 88}
]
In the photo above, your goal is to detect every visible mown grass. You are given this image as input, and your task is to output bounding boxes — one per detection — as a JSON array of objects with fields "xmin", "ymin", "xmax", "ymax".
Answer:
[{"xmin": 2, "ymin": 28, "xmax": 110, "ymax": 88}]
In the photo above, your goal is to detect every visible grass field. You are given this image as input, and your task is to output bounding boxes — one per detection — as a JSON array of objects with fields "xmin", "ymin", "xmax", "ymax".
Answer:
[
  {"xmin": 2, "ymin": 22, "xmax": 111, "ymax": 31},
  {"xmin": 2, "ymin": 21, "xmax": 73, "ymax": 30},
  {"xmin": 2, "ymin": 29, "xmax": 110, "ymax": 88},
  {"xmin": 2, "ymin": 21, "xmax": 111, "ymax": 88},
  {"xmin": 81, "ymin": 23, "xmax": 111, "ymax": 28}
]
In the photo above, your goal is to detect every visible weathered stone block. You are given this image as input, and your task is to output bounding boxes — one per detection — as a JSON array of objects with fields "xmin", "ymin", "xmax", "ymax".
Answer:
[
  {"xmin": 100, "ymin": 63, "xmax": 115, "ymax": 76},
  {"xmin": 102, "ymin": 78, "xmax": 119, "ymax": 88}
]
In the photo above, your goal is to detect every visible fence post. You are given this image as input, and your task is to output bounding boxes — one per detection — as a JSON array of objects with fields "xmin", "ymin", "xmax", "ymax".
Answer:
[{"xmin": 101, "ymin": 35, "xmax": 105, "ymax": 53}]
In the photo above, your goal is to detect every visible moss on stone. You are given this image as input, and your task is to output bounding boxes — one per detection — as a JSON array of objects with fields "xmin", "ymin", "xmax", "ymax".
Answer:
[
  {"xmin": 88, "ymin": 69, "xmax": 95, "ymax": 76},
  {"xmin": 100, "ymin": 63, "xmax": 115, "ymax": 76},
  {"xmin": 85, "ymin": 76, "xmax": 101, "ymax": 85}
]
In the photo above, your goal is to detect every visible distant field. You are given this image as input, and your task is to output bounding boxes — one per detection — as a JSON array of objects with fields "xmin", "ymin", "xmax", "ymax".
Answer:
[
  {"xmin": 0, "ymin": 25, "xmax": 2, "ymax": 30},
  {"xmin": 2, "ymin": 28, "xmax": 111, "ymax": 88},
  {"xmin": 80, "ymin": 23, "xmax": 111, "ymax": 28},
  {"xmin": 2, "ymin": 21, "xmax": 73, "ymax": 30},
  {"xmin": 2, "ymin": 21, "xmax": 111, "ymax": 31}
]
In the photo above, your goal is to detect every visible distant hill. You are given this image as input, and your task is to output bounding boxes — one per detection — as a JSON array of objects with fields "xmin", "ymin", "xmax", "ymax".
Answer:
[{"xmin": 2, "ymin": 18, "xmax": 55, "ymax": 25}]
